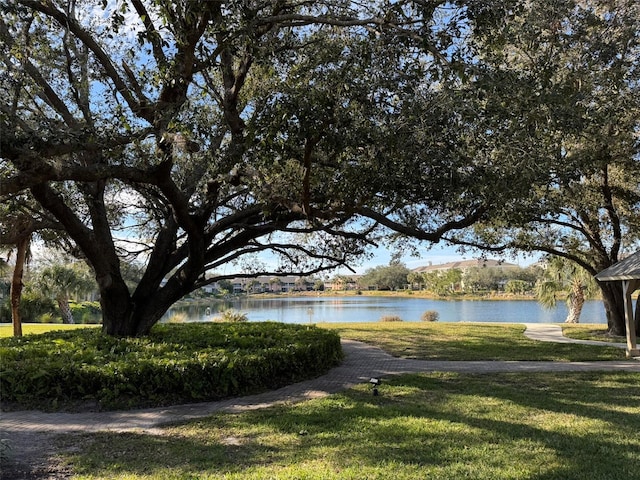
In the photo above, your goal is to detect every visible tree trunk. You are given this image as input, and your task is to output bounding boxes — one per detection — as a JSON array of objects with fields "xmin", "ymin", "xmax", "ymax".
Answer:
[
  {"xmin": 56, "ymin": 295, "xmax": 75, "ymax": 324},
  {"xmin": 99, "ymin": 278, "xmax": 138, "ymax": 336},
  {"xmin": 101, "ymin": 300, "xmax": 174, "ymax": 336},
  {"xmin": 599, "ymin": 282, "xmax": 626, "ymax": 336},
  {"xmin": 565, "ymin": 297, "xmax": 583, "ymax": 323},
  {"xmin": 99, "ymin": 276, "xmax": 180, "ymax": 336},
  {"xmin": 565, "ymin": 282, "xmax": 584, "ymax": 323},
  {"xmin": 10, "ymin": 236, "xmax": 29, "ymax": 337}
]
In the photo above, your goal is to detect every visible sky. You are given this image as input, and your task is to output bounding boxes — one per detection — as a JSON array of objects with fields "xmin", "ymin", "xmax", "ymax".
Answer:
[
  {"xmin": 18, "ymin": 2, "xmax": 541, "ymax": 279},
  {"xmin": 342, "ymin": 243, "xmax": 540, "ymax": 275}
]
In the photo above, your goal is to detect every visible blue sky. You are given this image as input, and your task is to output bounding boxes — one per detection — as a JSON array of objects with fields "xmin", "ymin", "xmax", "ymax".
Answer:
[{"xmin": 343, "ymin": 243, "xmax": 540, "ymax": 275}]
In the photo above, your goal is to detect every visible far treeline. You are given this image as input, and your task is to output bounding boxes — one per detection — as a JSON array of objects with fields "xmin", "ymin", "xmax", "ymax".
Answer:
[
  {"xmin": 0, "ymin": 256, "xmax": 611, "ymax": 327},
  {"xmin": 1, "ymin": 0, "xmax": 638, "ymax": 337},
  {"xmin": 356, "ymin": 263, "xmax": 540, "ymax": 295}
]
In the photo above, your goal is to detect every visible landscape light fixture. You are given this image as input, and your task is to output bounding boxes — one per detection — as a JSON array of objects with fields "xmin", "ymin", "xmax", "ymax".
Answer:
[{"xmin": 370, "ymin": 377, "xmax": 381, "ymax": 396}]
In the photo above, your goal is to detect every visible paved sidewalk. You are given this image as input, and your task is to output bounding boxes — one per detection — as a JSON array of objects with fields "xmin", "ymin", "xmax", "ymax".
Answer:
[
  {"xmin": 1, "ymin": 324, "xmax": 639, "ymax": 435},
  {"xmin": 522, "ymin": 323, "xmax": 627, "ymax": 348}
]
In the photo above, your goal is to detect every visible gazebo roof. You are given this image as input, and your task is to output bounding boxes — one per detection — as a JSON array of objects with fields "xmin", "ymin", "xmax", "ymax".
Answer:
[{"xmin": 595, "ymin": 251, "xmax": 640, "ymax": 281}]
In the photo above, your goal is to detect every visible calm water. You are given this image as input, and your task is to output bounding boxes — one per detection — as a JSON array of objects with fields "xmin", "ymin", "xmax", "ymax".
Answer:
[{"xmin": 164, "ymin": 296, "xmax": 607, "ymax": 324}]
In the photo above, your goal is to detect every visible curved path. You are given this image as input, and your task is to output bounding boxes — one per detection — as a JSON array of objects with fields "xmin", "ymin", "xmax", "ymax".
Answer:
[
  {"xmin": 2, "ymin": 324, "xmax": 640, "ymax": 479},
  {"xmin": 1, "ymin": 324, "xmax": 637, "ymax": 435}
]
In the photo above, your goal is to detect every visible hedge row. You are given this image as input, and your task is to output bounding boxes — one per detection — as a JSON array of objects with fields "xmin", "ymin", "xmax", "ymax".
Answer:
[{"xmin": 0, "ymin": 322, "xmax": 343, "ymax": 411}]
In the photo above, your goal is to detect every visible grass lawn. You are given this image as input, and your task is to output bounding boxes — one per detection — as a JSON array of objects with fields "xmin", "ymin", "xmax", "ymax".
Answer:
[
  {"xmin": 1, "ymin": 322, "xmax": 625, "ymax": 361},
  {"xmin": 319, "ymin": 322, "xmax": 625, "ymax": 361},
  {"xmin": 4, "ymin": 321, "xmax": 638, "ymax": 478},
  {"xmin": 62, "ymin": 371, "xmax": 640, "ymax": 480},
  {"xmin": 562, "ymin": 323, "xmax": 627, "ymax": 343},
  {"xmin": 0, "ymin": 323, "xmax": 97, "ymax": 338}
]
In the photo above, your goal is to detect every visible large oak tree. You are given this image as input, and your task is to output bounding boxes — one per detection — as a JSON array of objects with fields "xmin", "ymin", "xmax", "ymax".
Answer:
[
  {"xmin": 340, "ymin": 0, "xmax": 639, "ymax": 336},
  {"xmin": 1, "ymin": 0, "xmax": 495, "ymax": 335},
  {"xmin": 6, "ymin": 0, "xmax": 627, "ymax": 338},
  {"xmin": 438, "ymin": 0, "xmax": 640, "ymax": 335}
]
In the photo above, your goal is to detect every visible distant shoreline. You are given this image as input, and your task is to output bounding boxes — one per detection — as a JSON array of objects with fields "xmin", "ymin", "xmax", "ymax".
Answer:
[{"xmin": 177, "ymin": 290, "xmax": 552, "ymax": 307}]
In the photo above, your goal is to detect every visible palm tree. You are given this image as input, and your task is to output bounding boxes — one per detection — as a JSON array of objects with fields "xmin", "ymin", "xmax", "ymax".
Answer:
[
  {"xmin": 247, "ymin": 279, "xmax": 261, "ymax": 294},
  {"xmin": 535, "ymin": 257, "xmax": 598, "ymax": 323},
  {"xmin": 37, "ymin": 263, "xmax": 95, "ymax": 324},
  {"xmin": 10, "ymin": 235, "xmax": 30, "ymax": 335},
  {"xmin": 1, "ymin": 199, "xmax": 62, "ymax": 335},
  {"xmin": 1, "ymin": 215, "xmax": 34, "ymax": 337},
  {"xmin": 268, "ymin": 277, "xmax": 282, "ymax": 293}
]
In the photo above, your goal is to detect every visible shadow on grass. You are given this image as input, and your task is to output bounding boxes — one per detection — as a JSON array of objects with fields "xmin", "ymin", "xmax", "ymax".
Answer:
[
  {"xmin": 64, "ymin": 372, "xmax": 640, "ymax": 480},
  {"xmin": 330, "ymin": 324, "xmax": 625, "ymax": 361}
]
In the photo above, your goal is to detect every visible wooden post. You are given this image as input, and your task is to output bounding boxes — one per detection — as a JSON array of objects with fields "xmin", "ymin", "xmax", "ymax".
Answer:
[{"xmin": 622, "ymin": 280, "xmax": 639, "ymax": 357}]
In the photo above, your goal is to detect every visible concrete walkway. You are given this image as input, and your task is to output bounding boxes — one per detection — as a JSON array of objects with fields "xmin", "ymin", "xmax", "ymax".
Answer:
[
  {"xmin": 1, "ymin": 324, "xmax": 638, "ymax": 435},
  {"xmin": 522, "ymin": 322, "xmax": 627, "ymax": 347}
]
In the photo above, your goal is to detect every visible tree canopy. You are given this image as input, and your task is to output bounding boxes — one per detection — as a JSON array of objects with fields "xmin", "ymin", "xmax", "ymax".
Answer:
[
  {"xmin": 1, "ymin": 0, "xmax": 505, "ymax": 335},
  {"xmin": 360, "ymin": 263, "xmax": 411, "ymax": 291},
  {"xmin": 445, "ymin": 0, "xmax": 640, "ymax": 335},
  {"xmin": 3, "ymin": 0, "xmax": 637, "ymax": 336},
  {"xmin": 359, "ymin": 0, "xmax": 640, "ymax": 335}
]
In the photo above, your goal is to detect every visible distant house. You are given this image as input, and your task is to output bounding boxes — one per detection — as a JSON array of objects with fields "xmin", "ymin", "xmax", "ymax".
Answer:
[
  {"xmin": 413, "ymin": 258, "xmax": 519, "ymax": 274},
  {"xmin": 200, "ymin": 275, "xmax": 316, "ymax": 295},
  {"xmin": 231, "ymin": 275, "xmax": 308, "ymax": 294},
  {"xmin": 324, "ymin": 275, "xmax": 363, "ymax": 291},
  {"xmin": 200, "ymin": 284, "xmax": 218, "ymax": 295},
  {"xmin": 413, "ymin": 258, "xmax": 521, "ymax": 292}
]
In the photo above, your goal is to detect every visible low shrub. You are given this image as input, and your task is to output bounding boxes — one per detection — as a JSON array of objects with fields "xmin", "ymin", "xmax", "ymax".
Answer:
[
  {"xmin": 69, "ymin": 301, "xmax": 102, "ymax": 324},
  {"xmin": 380, "ymin": 315, "xmax": 403, "ymax": 322},
  {"xmin": 34, "ymin": 312, "xmax": 59, "ymax": 324},
  {"xmin": 166, "ymin": 312, "xmax": 189, "ymax": 323},
  {"xmin": 3, "ymin": 291, "xmax": 56, "ymax": 323},
  {"xmin": 213, "ymin": 309, "xmax": 248, "ymax": 322},
  {"xmin": 0, "ymin": 322, "xmax": 342, "ymax": 411},
  {"xmin": 421, "ymin": 310, "xmax": 439, "ymax": 322}
]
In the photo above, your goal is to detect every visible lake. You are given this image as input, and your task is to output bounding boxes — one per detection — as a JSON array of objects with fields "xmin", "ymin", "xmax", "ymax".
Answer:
[{"xmin": 164, "ymin": 296, "xmax": 607, "ymax": 324}]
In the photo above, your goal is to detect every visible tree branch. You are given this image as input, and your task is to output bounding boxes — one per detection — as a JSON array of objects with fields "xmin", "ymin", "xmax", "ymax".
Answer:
[
  {"xmin": 600, "ymin": 163, "xmax": 623, "ymax": 260},
  {"xmin": 1, "ymin": 148, "xmax": 159, "ymax": 196},
  {"xmin": 17, "ymin": 0, "xmax": 152, "ymax": 122},
  {"xmin": 357, "ymin": 206, "xmax": 488, "ymax": 241},
  {"xmin": 0, "ymin": 18, "xmax": 79, "ymax": 127},
  {"xmin": 130, "ymin": 0, "xmax": 167, "ymax": 67}
]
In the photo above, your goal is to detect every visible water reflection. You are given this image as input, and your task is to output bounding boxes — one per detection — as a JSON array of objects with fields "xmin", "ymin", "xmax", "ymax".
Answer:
[{"xmin": 163, "ymin": 296, "xmax": 607, "ymax": 325}]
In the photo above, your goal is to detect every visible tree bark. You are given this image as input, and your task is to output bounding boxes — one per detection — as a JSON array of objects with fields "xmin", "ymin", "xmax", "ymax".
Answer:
[
  {"xmin": 599, "ymin": 282, "xmax": 627, "ymax": 336},
  {"xmin": 56, "ymin": 295, "xmax": 75, "ymax": 324},
  {"xmin": 10, "ymin": 236, "xmax": 29, "ymax": 337},
  {"xmin": 565, "ymin": 281, "xmax": 584, "ymax": 323},
  {"xmin": 98, "ymin": 277, "xmax": 137, "ymax": 336},
  {"xmin": 98, "ymin": 273, "xmax": 184, "ymax": 336},
  {"xmin": 100, "ymin": 297, "xmax": 176, "ymax": 336},
  {"xmin": 565, "ymin": 296, "xmax": 582, "ymax": 323}
]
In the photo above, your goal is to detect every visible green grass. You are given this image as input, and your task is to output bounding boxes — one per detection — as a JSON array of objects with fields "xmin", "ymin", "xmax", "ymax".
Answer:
[
  {"xmin": 1, "ymin": 322, "xmax": 626, "ymax": 363},
  {"xmin": 320, "ymin": 322, "xmax": 625, "ymax": 361},
  {"xmin": 562, "ymin": 324, "xmax": 627, "ymax": 343},
  {"xmin": 61, "ymin": 371, "xmax": 640, "ymax": 480},
  {"xmin": 5, "ymin": 321, "xmax": 637, "ymax": 478},
  {"xmin": 0, "ymin": 323, "xmax": 96, "ymax": 338}
]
